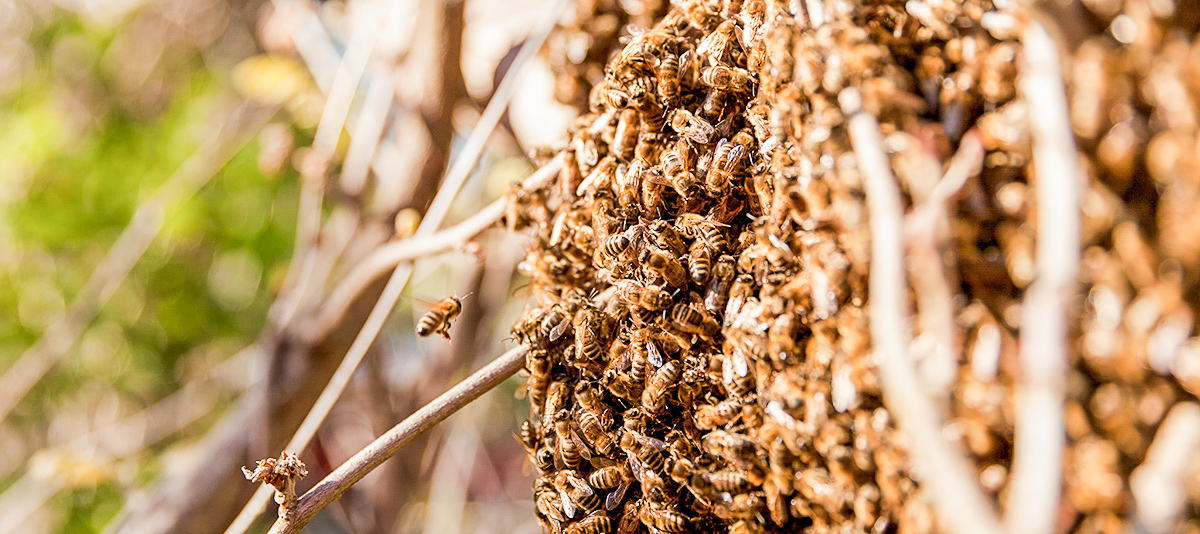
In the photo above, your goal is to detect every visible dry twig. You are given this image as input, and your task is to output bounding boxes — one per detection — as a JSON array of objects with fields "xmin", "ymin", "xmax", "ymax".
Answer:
[
  {"xmin": 1006, "ymin": 20, "xmax": 1080, "ymax": 534},
  {"xmin": 841, "ymin": 87, "xmax": 1004, "ymax": 534},
  {"xmin": 265, "ymin": 345, "xmax": 530, "ymax": 533},
  {"xmin": 1129, "ymin": 402, "xmax": 1200, "ymax": 533}
]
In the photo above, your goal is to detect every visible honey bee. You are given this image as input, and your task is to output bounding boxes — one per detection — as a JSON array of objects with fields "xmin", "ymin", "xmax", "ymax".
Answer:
[
  {"xmin": 415, "ymin": 296, "xmax": 462, "ymax": 339},
  {"xmin": 648, "ymin": 220, "xmax": 687, "ymax": 255},
  {"xmin": 557, "ymin": 470, "xmax": 601, "ymax": 518},
  {"xmin": 518, "ymin": 419, "xmax": 540, "ymax": 456},
  {"xmin": 574, "ymin": 315, "xmax": 603, "ymax": 364},
  {"xmin": 589, "ymin": 464, "xmax": 633, "ymax": 510},
  {"xmin": 535, "ymin": 304, "xmax": 575, "ymax": 342},
  {"xmin": 535, "ymin": 476, "xmax": 567, "ymax": 524},
  {"xmin": 600, "ymin": 234, "xmax": 633, "ymax": 262},
  {"xmin": 724, "ymin": 274, "xmax": 756, "ymax": 324},
  {"xmin": 525, "ymin": 349, "xmax": 553, "ymax": 416},
  {"xmin": 700, "ymin": 65, "xmax": 754, "ymax": 92},
  {"xmin": 564, "ymin": 511, "xmax": 612, "ymax": 534},
  {"xmin": 692, "ymin": 468, "xmax": 753, "ymax": 493},
  {"xmin": 670, "ymin": 302, "xmax": 719, "ymax": 337},
  {"xmin": 660, "ymin": 143, "xmax": 702, "ymax": 199},
  {"xmin": 555, "ymin": 415, "xmax": 583, "ymax": 470},
  {"xmin": 669, "ymin": 108, "xmax": 715, "ymax": 144},
  {"xmin": 545, "ymin": 381, "xmax": 570, "ymax": 423},
  {"xmin": 644, "ymin": 248, "xmax": 688, "ymax": 287},
  {"xmin": 688, "ymin": 240, "xmax": 712, "ymax": 283},
  {"xmin": 702, "ymin": 255, "xmax": 735, "ymax": 315},
  {"xmin": 702, "ymin": 430, "xmax": 763, "ymax": 473},
  {"xmin": 526, "ymin": 447, "xmax": 551, "ymax": 476},
  {"xmin": 676, "ymin": 213, "xmax": 728, "ymax": 251},
  {"xmin": 676, "ymin": 0, "xmax": 721, "ymax": 31},
  {"xmin": 576, "ymin": 408, "xmax": 616, "ymax": 455},
  {"xmin": 611, "ymin": 109, "xmax": 640, "ymax": 162},
  {"xmin": 695, "ymin": 397, "xmax": 742, "ymax": 429},
  {"xmin": 642, "ymin": 360, "xmax": 681, "ymax": 414},
  {"xmin": 638, "ymin": 501, "xmax": 690, "ymax": 532},
  {"xmin": 620, "ymin": 428, "xmax": 669, "ymax": 473},
  {"xmin": 712, "ymin": 492, "xmax": 767, "ymax": 522},
  {"xmin": 656, "ymin": 52, "xmax": 681, "ymax": 107},
  {"xmin": 697, "ymin": 19, "xmax": 743, "ymax": 65},
  {"xmin": 706, "ymin": 137, "xmax": 748, "ymax": 194}
]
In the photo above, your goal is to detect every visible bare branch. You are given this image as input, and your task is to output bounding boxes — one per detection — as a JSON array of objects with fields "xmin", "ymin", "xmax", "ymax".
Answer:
[
  {"xmin": 840, "ymin": 87, "xmax": 1004, "ymax": 534},
  {"xmin": 905, "ymin": 131, "xmax": 985, "ymax": 397},
  {"xmin": 1006, "ymin": 20, "xmax": 1080, "ymax": 534},
  {"xmin": 265, "ymin": 345, "xmax": 530, "ymax": 534},
  {"xmin": 311, "ymin": 157, "xmax": 563, "ymax": 339},
  {"xmin": 0, "ymin": 102, "xmax": 274, "ymax": 426},
  {"xmin": 1129, "ymin": 402, "xmax": 1200, "ymax": 533}
]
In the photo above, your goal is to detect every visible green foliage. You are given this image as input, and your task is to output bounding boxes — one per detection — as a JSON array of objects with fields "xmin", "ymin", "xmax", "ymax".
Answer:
[{"xmin": 0, "ymin": 6, "xmax": 300, "ymax": 531}]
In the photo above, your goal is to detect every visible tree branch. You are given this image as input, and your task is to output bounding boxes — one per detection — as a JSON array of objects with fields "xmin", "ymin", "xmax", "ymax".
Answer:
[
  {"xmin": 1006, "ymin": 20, "xmax": 1079, "ymax": 534},
  {"xmin": 266, "ymin": 345, "xmax": 530, "ymax": 534},
  {"xmin": 840, "ymin": 87, "xmax": 1004, "ymax": 534}
]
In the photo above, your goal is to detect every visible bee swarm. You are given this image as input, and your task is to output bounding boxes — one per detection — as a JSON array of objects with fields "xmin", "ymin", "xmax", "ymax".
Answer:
[{"xmin": 507, "ymin": 0, "xmax": 1200, "ymax": 533}]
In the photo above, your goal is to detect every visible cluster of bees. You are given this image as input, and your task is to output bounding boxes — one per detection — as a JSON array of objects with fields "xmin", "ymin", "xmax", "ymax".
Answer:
[{"xmin": 505, "ymin": 0, "xmax": 1200, "ymax": 532}]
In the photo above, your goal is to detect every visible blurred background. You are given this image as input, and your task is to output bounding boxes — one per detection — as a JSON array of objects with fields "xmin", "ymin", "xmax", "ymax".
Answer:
[{"xmin": 0, "ymin": 0, "xmax": 581, "ymax": 532}]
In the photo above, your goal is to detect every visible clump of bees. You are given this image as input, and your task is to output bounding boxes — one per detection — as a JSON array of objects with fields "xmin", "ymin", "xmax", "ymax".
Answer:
[{"xmin": 506, "ymin": 0, "xmax": 1200, "ymax": 532}]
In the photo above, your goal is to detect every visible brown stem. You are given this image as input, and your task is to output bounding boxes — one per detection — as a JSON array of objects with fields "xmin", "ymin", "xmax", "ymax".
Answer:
[{"xmin": 266, "ymin": 345, "xmax": 530, "ymax": 534}]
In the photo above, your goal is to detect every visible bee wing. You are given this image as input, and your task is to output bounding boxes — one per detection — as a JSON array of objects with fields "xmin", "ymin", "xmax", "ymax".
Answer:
[
  {"xmin": 626, "ymin": 452, "xmax": 645, "ymax": 483},
  {"xmin": 560, "ymin": 487, "xmax": 577, "ymax": 519},
  {"xmin": 646, "ymin": 340, "xmax": 664, "ymax": 368},
  {"xmin": 568, "ymin": 474, "xmax": 595, "ymax": 496},
  {"xmin": 606, "ymin": 480, "xmax": 630, "ymax": 510},
  {"xmin": 549, "ymin": 319, "xmax": 571, "ymax": 342},
  {"xmin": 637, "ymin": 434, "xmax": 669, "ymax": 451}
]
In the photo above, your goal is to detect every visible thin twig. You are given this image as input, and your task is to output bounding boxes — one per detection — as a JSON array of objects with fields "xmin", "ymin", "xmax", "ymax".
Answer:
[
  {"xmin": 311, "ymin": 157, "xmax": 563, "ymax": 340},
  {"xmin": 905, "ymin": 131, "xmax": 985, "ymax": 397},
  {"xmin": 1129, "ymin": 402, "xmax": 1200, "ymax": 534},
  {"xmin": 840, "ymin": 88, "xmax": 1004, "ymax": 534},
  {"xmin": 0, "ymin": 101, "xmax": 273, "ymax": 425},
  {"xmin": 266, "ymin": 345, "xmax": 530, "ymax": 533},
  {"xmin": 1006, "ymin": 20, "xmax": 1079, "ymax": 534}
]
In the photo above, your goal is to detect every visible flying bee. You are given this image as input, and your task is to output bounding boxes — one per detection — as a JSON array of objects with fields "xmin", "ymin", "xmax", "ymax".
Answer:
[
  {"xmin": 705, "ymin": 255, "xmax": 736, "ymax": 314},
  {"xmin": 659, "ymin": 143, "xmax": 702, "ymax": 199},
  {"xmin": 644, "ymin": 248, "xmax": 688, "ymax": 287},
  {"xmin": 688, "ymin": 238, "xmax": 713, "ymax": 283},
  {"xmin": 700, "ymin": 65, "xmax": 755, "ymax": 92},
  {"xmin": 638, "ymin": 502, "xmax": 690, "ymax": 533},
  {"xmin": 669, "ymin": 108, "xmax": 715, "ymax": 144},
  {"xmin": 670, "ymin": 302, "xmax": 720, "ymax": 337},
  {"xmin": 642, "ymin": 360, "xmax": 681, "ymax": 414},
  {"xmin": 695, "ymin": 397, "xmax": 743, "ymax": 429},
  {"xmin": 706, "ymin": 138, "xmax": 747, "ymax": 194},
  {"xmin": 415, "ymin": 296, "xmax": 462, "ymax": 339},
  {"xmin": 564, "ymin": 511, "xmax": 612, "ymax": 534},
  {"xmin": 611, "ymin": 109, "xmax": 640, "ymax": 162}
]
